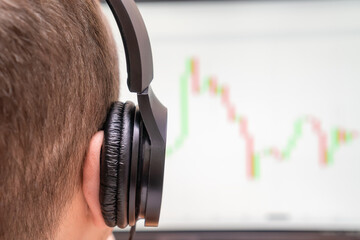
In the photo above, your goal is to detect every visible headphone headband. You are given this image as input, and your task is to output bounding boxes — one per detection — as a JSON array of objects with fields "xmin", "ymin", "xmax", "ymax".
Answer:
[{"xmin": 106, "ymin": 0, "xmax": 153, "ymax": 93}]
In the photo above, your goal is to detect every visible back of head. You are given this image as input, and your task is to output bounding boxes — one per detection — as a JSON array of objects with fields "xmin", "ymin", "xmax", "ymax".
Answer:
[{"xmin": 0, "ymin": 0, "xmax": 119, "ymax": 239}]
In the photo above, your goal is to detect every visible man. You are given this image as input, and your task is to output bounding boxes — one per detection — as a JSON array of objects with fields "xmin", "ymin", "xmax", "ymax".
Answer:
[{"xmin": 0, "ymin": 0, "xmax": 119, "ymax": 239}]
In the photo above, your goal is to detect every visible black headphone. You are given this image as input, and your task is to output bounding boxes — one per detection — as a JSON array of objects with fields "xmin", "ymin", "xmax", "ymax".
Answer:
[{"xmin": 100, "ymin": 0, "xmax": 167, "ymax": 229}]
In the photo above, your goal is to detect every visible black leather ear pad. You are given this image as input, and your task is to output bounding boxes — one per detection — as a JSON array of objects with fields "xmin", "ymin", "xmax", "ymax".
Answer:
[
  {"xmin": 100, "ymin": 101, "xmax": 136, "ymax": 228},
  {"xmin": 116, "ymin": 101, "xmax": 135, "ymax": 228},
  {"xmin": 100, "ymin": 101, "xmax": 125, "ymax": 227}
]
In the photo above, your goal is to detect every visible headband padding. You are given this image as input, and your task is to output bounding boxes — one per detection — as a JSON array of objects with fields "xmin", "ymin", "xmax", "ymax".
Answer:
[
  {"xmin": 116, "ymin": 101, "xmax": 135, "ymax": 228},
  {"xmin": 100, "ymin": 101, "xmax": 124, "ymax": 227}
]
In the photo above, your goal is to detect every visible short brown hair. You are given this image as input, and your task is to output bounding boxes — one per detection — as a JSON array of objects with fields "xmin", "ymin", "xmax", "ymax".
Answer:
[{"xmin": 0, "ymin": 0, "xmax": 119, "ymax": 239}]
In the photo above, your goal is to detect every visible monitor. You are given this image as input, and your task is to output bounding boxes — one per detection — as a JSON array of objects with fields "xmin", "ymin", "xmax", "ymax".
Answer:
[{"xmin": 101, "ymin": 0, "xmax": 360, "ymax": 235}]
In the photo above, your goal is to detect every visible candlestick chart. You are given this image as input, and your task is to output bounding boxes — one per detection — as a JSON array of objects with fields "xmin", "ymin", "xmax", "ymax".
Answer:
[
  {"xmin": 104, "ymin": 0, "xmax": 360, "ymax": 231},
  {"xmin": 166, "ymin": 58, "xmax": 358, "ymax": 179}
]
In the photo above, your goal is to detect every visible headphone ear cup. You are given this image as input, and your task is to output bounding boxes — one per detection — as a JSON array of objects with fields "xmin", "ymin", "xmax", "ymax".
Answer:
[
  {"xmin": 116, "ymin": 101, "xmax": 135, "ymax": 228},
  {"xmin": 100, "ymin": 101, "xmax": 124, "ymax": 227},
  {"xmin": 100, "ymin": 101, "xmax": 136, "ymax": 228}
]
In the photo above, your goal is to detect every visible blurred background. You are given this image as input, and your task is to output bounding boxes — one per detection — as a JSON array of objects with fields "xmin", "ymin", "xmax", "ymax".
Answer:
[{"xmin": 101, "ymin": 0, "xmax": 360, "ymax": 238}]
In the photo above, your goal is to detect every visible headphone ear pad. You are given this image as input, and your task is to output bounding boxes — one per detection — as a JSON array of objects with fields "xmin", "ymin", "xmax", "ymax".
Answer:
[
  {"xmin": 100, "ymin": 101, "xmax": 124, "ymax": 227},
  {"xmin": 100, "ymin": 101, "xmax": 136, "ymax": 228},
  {"xmin": 116, "ymin": 101, "xmax": 135, "ymax": 228}
]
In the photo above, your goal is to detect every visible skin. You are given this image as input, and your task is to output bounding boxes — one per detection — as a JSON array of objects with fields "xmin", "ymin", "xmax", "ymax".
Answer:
[{"xmin": 55, "ymin": 131, "xmax": 114, "ymax": 240}]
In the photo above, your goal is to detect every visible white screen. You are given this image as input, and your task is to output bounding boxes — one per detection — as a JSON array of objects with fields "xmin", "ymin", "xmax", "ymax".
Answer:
[{"xmin": 102, "ymin": 0, "xmax": 360, "ymax": 231}]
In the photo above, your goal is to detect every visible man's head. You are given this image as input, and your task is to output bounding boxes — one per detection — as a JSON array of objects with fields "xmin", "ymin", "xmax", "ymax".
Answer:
[{"xmin": 0, "ymin": 0, "xmax": 119, "ymax": 239}]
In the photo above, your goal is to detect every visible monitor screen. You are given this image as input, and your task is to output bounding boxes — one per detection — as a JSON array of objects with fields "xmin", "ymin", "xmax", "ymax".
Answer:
[{"xmin": 102, "ymin": 0, "xmax": 360, "ymax": 232}]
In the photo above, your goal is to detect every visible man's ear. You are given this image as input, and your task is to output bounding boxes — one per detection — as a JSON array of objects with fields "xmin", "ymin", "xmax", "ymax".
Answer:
[{"xmin": 83, "ymin": 131, "xmax": 107, "ymax": 228}]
